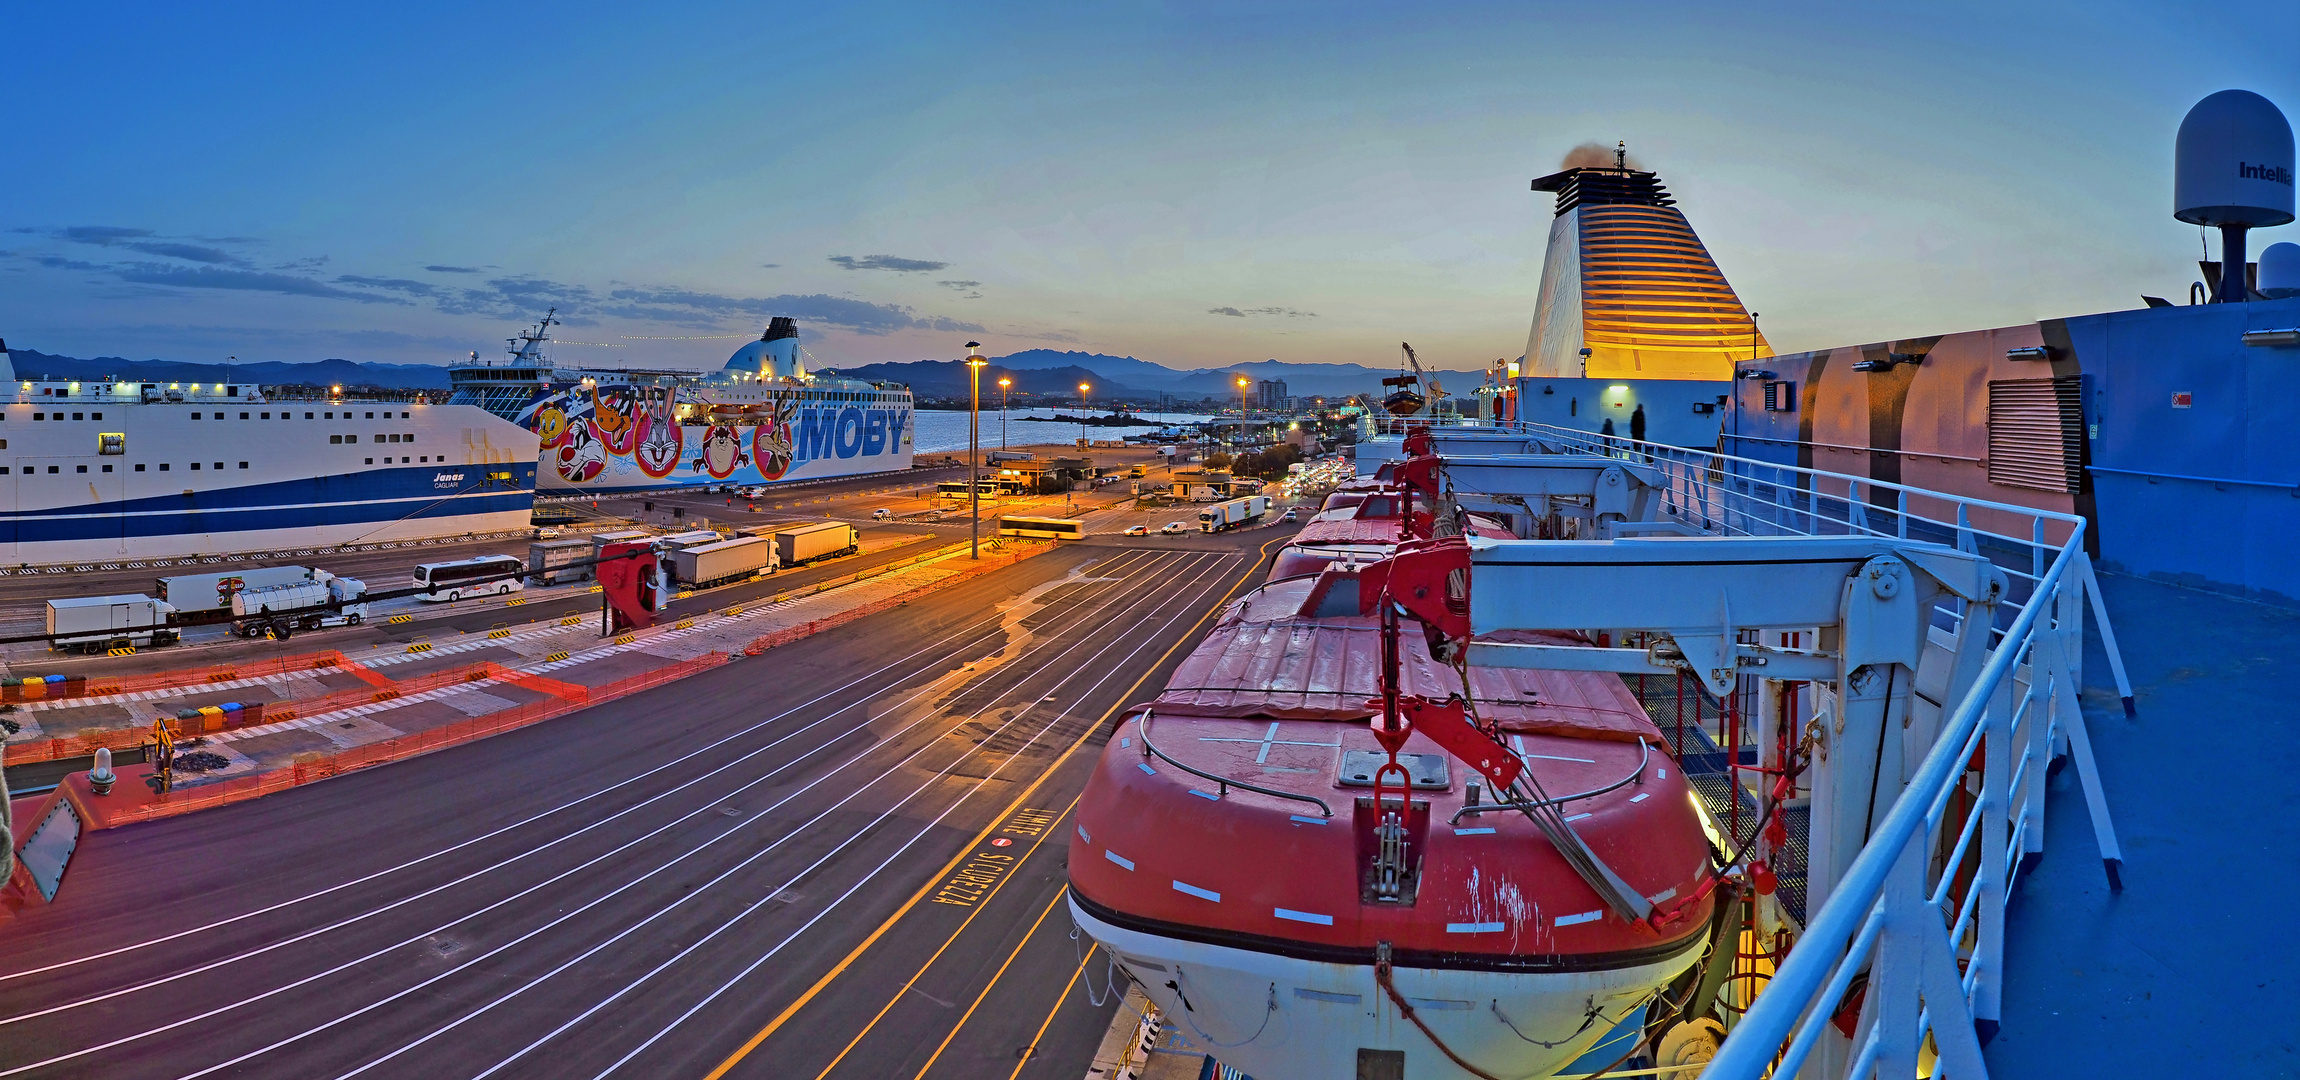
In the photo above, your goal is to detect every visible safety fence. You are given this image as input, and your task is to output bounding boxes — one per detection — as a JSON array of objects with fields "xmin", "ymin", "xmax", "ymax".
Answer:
[{"xmin": 1, "ymin": 649, "xmax": 353, "ymax": 704}]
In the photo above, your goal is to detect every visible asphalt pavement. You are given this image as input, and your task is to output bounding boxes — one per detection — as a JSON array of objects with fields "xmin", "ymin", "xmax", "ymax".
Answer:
[{"xmin": 0, "ymin": 526, "xmax": 1284, "ymax": 1079}]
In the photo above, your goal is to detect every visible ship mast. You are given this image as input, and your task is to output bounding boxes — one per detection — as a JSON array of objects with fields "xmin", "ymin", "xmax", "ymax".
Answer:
[{"xmin": 507, "ymin": 308, "xmax": 558, "ymax": 364}]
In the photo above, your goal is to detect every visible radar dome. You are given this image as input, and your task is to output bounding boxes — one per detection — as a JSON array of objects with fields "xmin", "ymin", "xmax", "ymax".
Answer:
[
  {"xmin": 2175, "ymin": 89, "xmax": 2295, "ymax": 228},
  {"xmin": 726, "ymin": 316, "xmax": 804, "ymax": 379},
  {"xmin": 2260, "ymin": 241, "xmax": 2300, "ymax": 299}
]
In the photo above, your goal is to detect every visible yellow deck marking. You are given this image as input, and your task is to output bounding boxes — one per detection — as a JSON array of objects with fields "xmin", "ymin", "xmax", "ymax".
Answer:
[
  {"xmin": 1004, "ymin": 944, "xmax": 1097, "ymax": 1080},
  {"xmin": 703, "ymin": 536, "xmax": 1281, "ymax": 1080},
  {"xmin": 909, "ymin": 886, "xmax": 1070, "ymax": 1079}
]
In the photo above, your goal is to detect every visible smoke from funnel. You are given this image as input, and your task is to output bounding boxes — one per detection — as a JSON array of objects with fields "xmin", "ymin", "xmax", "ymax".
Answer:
[{"xmin": 1559, "ymin": 141, "xmax": 1642, "ymax": 171}]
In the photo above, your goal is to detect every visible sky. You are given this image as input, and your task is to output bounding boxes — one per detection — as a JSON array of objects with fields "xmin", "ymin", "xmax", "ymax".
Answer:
[{"xmin": 5, "ymin": 1, "xmax": 2298, "ymax": 373}]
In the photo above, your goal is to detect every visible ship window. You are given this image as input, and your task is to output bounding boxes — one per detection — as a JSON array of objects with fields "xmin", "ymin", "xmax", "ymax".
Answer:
[
  {"xmin": 401, "ymin": 457, "xmax": 409, "ymax": 462},
  {"xmin": 189, "ymin": 413, "xmax": 198, "ymax": 420},
  {"xmin": 240, "ymin": 412, "xmax": 249, "ymax": 419},
  {"xmin": 31, "ymin": 413, "xmax": 41, "ymax": 420},
  {"xmin": 401, "ymin": 412, "xmax": 409, "ymax": 418},
  {"xmin": 329, "ymin": 435, "xmax": 341, "ymax": 444},
  {"xmin": 46, "ymin": 465, "xmax": 58, "ymax": 473},
  {"xmin": 158, "ymin": 463, "xmax": 168, "ymax": 471},
  {"xmin": 239, "ymin": 462, "xmax": 248, "ymax": 469},
  {"xmin": 366, "ymin": 412, "xmax": 375, "ymax": 419},
  {"xmin": 90, "ymin": 412, "xmax": 100, "ymax": 420},
  {"xmin": 135, "ymin": 464, "xmax": 145, "ymax": 472},
  {"xmin": 76, "ymin": 464, "xmax": 86, "ymax": 473},
  {"xmin": 305, "ymin": 412, "xmax": 314, "ymax": 419},
  {"xmin": 190, "ymin": 462, "xmax": 200, "ymax": 470},
  {"xmin": 0, "ymin": 468, "xmax": 8, "ymax": 474},
  {"xmin": 227, "ymin": 386, "xmax": 239, "ymax": 397},
  {"xmin": 261, "ymin": 412, "xmax": 271, "ymax": 419},
  {"xmin": 365, "ymin": 458, "xmax": 374, "ymax": 465},
  {"xmin": 102, "ymin": 464, "xmax": 111, "ymax": 472},
  {"xmin": 325, "ymin": 412, "xmax": 334, "ymax": 419},
  {"xmin": 72, "ymin": 412, "xmax": 83, "ymax": 420},
  {"xmin": 214, "ymin": 462, "xmax": 222, "ymax": 470},
  {"xmin": 405, "ymin": 433, "xmax": 415, "ymax": 442}
]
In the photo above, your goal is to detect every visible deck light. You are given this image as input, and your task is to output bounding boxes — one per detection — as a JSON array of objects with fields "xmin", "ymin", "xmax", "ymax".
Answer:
[{"xmin": 2240, "ymin": 328, "xmax": 2300, "ymax": 347}]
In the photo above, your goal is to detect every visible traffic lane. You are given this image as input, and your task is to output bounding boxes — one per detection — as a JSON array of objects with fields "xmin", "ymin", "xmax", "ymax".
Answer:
[
  {"xmin": 778, "ymin": 760, "xmax": 1105, "ymax": 1080},
  {"xmin": 2, "ymin": 525, "xmax": 947, "ymax": 676},
  {"xmin": 107, "ymin": 550, "xmax": 1230, "ymax": 1079},
  {"xmin": 0, "ymin": 547, "xmax": 1199, "ymax": 1076},
  {"xmin": 355, "ymin": 552, "xmax": 1243, "ymax": 1080},
  {"xmin": 0, "ymin": 544, "xmax": 1112, "ymax": 978}
]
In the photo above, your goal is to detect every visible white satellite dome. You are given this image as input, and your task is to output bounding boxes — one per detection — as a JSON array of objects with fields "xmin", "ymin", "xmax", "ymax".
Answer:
[
  {"xmin": 2259, "ymin": 241, "xmax": 2300, "ymax": 299},
  {"xmin": 2175, "ymin": 89, "xmax": 2295, "ymax": 229}
]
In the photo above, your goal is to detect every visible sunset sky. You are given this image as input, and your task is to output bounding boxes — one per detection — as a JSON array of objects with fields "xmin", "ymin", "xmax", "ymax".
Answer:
[{"xmin": 6, "ymin": 1, "xmax": 2297, "ymax": 371}]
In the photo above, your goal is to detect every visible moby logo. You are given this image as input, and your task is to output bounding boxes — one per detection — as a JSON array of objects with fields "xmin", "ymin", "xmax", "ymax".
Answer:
[{"xmin": 2239, "ymin": 161, "xmax": 2295, "ymax": 186}]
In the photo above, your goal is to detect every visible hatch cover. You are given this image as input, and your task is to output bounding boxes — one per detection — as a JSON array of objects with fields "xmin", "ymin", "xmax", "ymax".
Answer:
[{"xmin": 1338, "ymin": 751, "xmax": 1449, "ymax": 790}]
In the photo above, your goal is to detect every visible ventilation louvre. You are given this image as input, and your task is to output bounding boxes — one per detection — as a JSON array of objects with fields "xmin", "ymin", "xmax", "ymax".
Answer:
[{"xmin": 1986, "ymin": 376, "xmax": 2085, "ymax": 493}]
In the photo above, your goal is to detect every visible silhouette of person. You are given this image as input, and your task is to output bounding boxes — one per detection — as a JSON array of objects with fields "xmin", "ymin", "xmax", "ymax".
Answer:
[{"xmin": 1631, "ymin": 404, "xmax": 1647, "ymax": 443}]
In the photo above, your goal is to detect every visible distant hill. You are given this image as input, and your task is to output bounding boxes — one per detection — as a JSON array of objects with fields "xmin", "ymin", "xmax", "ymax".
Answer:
[
  {"xmin": 821, "ymin": 360, "xmax": 1137, "ymax": 400},
  {"xmin": 848, "ymin": 350, "xmax": 1458, "ymax": 401},
  {"xmin": 0, "ymin": 347, "xmax": 453, "ymax": 390}
]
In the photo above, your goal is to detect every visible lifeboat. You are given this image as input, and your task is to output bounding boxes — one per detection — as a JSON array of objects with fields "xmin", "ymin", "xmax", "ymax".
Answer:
[
  {"xmin": 1068, "ymin": 566, "xmax": 1719, "ymax": 1079},
  {"xmin": 1271, "ymin": 485, "xmax": 1517, "ymax": 580}
]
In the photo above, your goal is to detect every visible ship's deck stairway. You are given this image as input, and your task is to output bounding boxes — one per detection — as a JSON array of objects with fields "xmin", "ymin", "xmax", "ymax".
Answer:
[{"xmin": 1387, "ymin": 419, "xmax": 2136, "ymax": 1080}]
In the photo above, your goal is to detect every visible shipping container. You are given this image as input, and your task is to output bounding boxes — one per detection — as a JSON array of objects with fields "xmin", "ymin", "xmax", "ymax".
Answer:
[
  {"xmin": 673, "ymin": 536, "xmax": 779, "ymax": 588},
  {"xmin": 47, "ymin": 594, "xmax": 180, "ymax": 653}
]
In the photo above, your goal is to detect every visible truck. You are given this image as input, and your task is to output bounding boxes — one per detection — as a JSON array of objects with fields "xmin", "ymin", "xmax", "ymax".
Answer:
[
  {"xmin": 773, "ymin": 522, "xmax": 859, "ymax": 567},
  {"xmin": 590, "ymin": 529, "xmax": 652, "ymax": 557},
  {"xmin": 529, "ymin": 537, "xmax": 594, "ymax": 584},
  {"xmin": 155, "ymin": 565, "xmax": 314, "ymax": 615},
  {"xmin": 1198, "ymin": 494, "xmax": 1273, "ymax": 533},
  {"xmin": 988, "ymin": 450, "xmax": 1036, "ymax": 464},
  {"xmin": 229, "ymin": 572, "xmax": 370, "ymax": 637},
  {"xmin": 651, "ymin": 529, "xmax": 727, "ymax": 553},
  {"xmin": 672, "ymin": 536, "xmax": 779, "ymax": 588},
  {"xmin": 48, "ymin": 595, "xmax": 181, "ymax": 653},
  {"xmin": 1130, "ymin": 463, "xmax": 1149, "ymax": 478}
]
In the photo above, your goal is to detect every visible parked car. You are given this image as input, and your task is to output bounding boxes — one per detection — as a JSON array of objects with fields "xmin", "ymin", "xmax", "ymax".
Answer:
[
  {"xmin": 1160, "ymin": 521, "xmax": 1188, "ymax": 534},
  {"xmin": 1281, "ymin": 507, "xmax": 1299, "ymax": 522},
  {"xmin": 873, "ymin": 508, "xmax": 895, "ymax": 520},
  {"xmin": 1124, "ymin": 524, "xmax": 1150, "ymax": 536}
]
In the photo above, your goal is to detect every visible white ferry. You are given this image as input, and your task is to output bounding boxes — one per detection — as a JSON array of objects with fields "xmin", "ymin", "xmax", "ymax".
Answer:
[
  {"xmin": 0, "ymin": 340, "xmax": 538, "ymax": 566},
  {"xmin": 448, "ymin": 314, "xmax": 914, "ymax": 494}
]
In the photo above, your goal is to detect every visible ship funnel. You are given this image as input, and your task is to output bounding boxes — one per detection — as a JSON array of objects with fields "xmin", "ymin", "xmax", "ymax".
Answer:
[
  {"xmin": 0, "ymin": 338, "xmax": 13, "ymax": 386},
  {"xmin": 2175, "ymin": 90, "xmax": 2295, "ymax": 303},
  {"xmin": 725, "ymin": 316, "xmax": 805, "ymax": 380}
]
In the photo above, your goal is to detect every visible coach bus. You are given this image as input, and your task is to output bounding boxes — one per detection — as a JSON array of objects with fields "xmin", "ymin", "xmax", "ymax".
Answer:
[
  {"xmin": 412, "ymin": 554, "xmax": 527, "ymax": 602},
  {"xmin": 997, "ymin": 516, "xmax": 1086, "ymax": 540}
]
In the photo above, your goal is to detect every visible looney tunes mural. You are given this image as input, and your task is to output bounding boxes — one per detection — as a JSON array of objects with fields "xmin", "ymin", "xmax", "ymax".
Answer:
[{"xmin": 516, "ymin": 380, "xmax": 911, "ymax": 493}]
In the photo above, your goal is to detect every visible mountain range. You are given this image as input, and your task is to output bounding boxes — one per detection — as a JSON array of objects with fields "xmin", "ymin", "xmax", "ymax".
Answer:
[{"xmin": 0, "ymin": 343, "xmax": 1490, "ymax": 400}]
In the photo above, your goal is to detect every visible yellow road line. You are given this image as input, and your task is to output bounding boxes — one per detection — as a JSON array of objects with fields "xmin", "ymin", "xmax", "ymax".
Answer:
[
  {"xmin": 701, "ymin": 536, "xmax": 1281, "ymax": 1080},
  {"xmin": 909, "ymin": 886, "xmax": 1070, "ymax": 1080},
  {"xmin": 1005, "ymin": 944, "xmax": 1097, "ymax": 1080},
  {"xmin": 808, "ymin": 794, "xmax": 1084, "ymax": 1080}
]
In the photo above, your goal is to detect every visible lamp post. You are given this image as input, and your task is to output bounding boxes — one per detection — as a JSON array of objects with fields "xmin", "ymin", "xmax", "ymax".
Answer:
[
  {"xmin": 998, "ymin": 376, "xmax": 1012, "ymax": 451},
  {"xmin": 966, "ymin": 342, "xmax": 986, "ymax": 559},
  {"xmin": 1078, "ymin": 382, "xmax": 1091, "ymax": 445},
  {"xmin": 1236, "ymin": 376, "xmax": 1250, "ymax": 452}
]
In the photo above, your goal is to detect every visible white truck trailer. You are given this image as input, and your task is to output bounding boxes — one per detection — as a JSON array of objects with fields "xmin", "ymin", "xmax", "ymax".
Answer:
[
  {"xmin": 229, "ymin": 572, "xmax": 371, "ymax": 637},
  {"xmin": 155, "ymin": 565, "xmax": 313, "ymax": 615},
  {"xmin": 47, "ymin": 595, "xmax": 181, "ymax": 654},
  {"xmin": 673, "ymin": 536, "xmax": 779, "ymax": 588},
  {"xmin": 774, "ymin": 522, "xmax": 859, "ymax": 567},
  {"xmin": 529, "ymin": 537, "xmax": 594, "ymax": 585},
  {"xmin": 1198, "ymin": 494, "xmax": 1272, "ymax": 533}
]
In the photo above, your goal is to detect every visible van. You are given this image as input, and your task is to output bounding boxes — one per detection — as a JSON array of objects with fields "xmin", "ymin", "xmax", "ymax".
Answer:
[{"xmin": 872, "ymin": 508, "xmax": 894, "ymax": 521}]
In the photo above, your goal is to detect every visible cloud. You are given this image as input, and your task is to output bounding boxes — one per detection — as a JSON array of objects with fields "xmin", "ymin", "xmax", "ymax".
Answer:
[
  {"xmin": 336, "ymin": 274, "xmax": 439, "ymax": 297},
  {"xmin": 1208, "ymin": 305, "xmax": 1316, "ymax": 318},
  {"xmin": 602, "ymin": 286, "xmax": 983, "ymax": 335},
  {"xmin": 122, "ymin": 241, "xmax": 242, "ymax": 264},
  {"xmin": 828, "ymin": 254, "xmax": 948, "ymax": 273},
  {"xmin": 113, "ymin": 264, "xmax": 410, "ymax": 304},
  {"xmin": 27, "ymin": 254, "xmax": 112, "ymax": 272},
  {"xmin": 425, "ymin": 264, "xmax": 482, "ymax": 274},
  {"xmin": 938, "ymin": 279, "xmax": 983, "ymax": 298},
  {"xmin": 759, "ymin": 262, "xmax": 780, "ymax": 269},
  {"xmin": 62, "ymin": 226, "xmax": 156, "ymax": 243}
]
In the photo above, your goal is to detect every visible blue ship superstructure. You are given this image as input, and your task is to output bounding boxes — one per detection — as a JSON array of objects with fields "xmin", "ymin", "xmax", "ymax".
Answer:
[
  {"xmin": 450, "ymin": 313, "xmax": 914, "ymax": 494},
  {"xmin": 0, "ymin": 341, "xmax": 536, "ymax": 566}
]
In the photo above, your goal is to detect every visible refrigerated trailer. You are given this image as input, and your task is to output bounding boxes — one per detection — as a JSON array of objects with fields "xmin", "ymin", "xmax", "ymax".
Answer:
[
  {"xmin": 673, "ymin": 536, "xmax": 779, "ymax": 588},
  {"xmin": 47, "ymin": 595, "xmax": 180, "ymax": 654},
  {"xmin": 1198, "ymin": 495, "xmax": 1272, "ymax": 533},
  {"xmin": 155, "ymin": 566, "xmax": 314, "ymax": 615},
  {"xmin": 772, "ymin": 522, "xmax": 858, "ymax": 567}
]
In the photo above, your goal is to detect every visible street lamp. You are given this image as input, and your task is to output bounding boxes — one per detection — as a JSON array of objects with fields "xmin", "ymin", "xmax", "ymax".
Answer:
[
  {"xmin": 1236, "ymin": 376, "xmax": 1250, "ymax": 451},
  {"xmin": 966, "ymin": 342, "xmax": 987, "ymax": 559},
  {"xmin": 1078, "ymin": 382, "xmax": 1091, "ymax": 445},
  {"xmin": 997, "ymin": 376, "xmax": 1012, "ymax": 450}
]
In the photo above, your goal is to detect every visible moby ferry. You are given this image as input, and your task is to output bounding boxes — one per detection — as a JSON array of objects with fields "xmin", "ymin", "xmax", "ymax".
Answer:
[
  {"xmin": 449, "ymin": 314, "xmax": 914, "ymax": 494},
  {"xmin": 0, "ymin": 341, "xmax": 536, "ymax": 567}
]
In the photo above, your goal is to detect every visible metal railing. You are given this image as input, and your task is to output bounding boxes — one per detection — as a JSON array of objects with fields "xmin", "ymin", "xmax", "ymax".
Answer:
[{"xmin": 1382, "ymin": 418, "xmax": 2128, "ymax": 1078}]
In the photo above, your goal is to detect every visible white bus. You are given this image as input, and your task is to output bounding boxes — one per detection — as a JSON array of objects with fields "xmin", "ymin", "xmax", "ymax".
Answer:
[
  {"xmin": 997, "ymin": 516, "xmax": 1086, "ymax": 540},
  {"xmin": 413, "ymin": 554, "xmax": 527, "ymax": 602}
]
